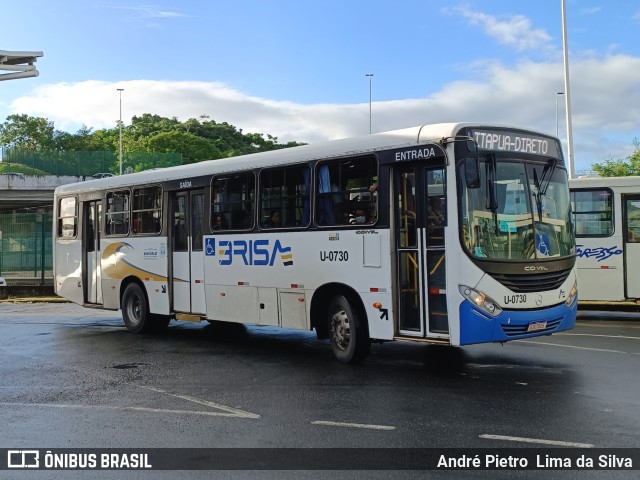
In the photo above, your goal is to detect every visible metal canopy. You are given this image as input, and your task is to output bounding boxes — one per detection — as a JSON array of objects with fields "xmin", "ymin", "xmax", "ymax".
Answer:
[{"xmin": 0, "ymin": 50, "xmax": 43, "ymax": 81}]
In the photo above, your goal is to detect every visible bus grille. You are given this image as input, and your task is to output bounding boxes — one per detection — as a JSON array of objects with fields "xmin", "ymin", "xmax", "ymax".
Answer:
[
  {"xmin": 492, "ymin": 267, "xmax": 572, "ymax": 293},
  {"xmin": 501, "ymin": 318, "xmax": 563, "ymax": 337}
]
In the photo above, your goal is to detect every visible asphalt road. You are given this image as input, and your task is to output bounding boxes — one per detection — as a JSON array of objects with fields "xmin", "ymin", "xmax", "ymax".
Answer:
[{"xmin": 0, "ymin": 303, "xmax": 638, "ymax": 479}]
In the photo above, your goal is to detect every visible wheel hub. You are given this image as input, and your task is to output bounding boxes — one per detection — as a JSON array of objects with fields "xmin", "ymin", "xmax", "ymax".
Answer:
[{"xmin": 331, "ymin": 309, "xmax": 351, "ymax": 350}]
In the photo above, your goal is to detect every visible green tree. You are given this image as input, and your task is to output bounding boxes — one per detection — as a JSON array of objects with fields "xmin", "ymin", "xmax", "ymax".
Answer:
[
  {"xmin": 1, "ymin": 112, "xmax": 305, "ymax": 173},
  {"xmin": 136, "ymin": 130, "xmax": 222, "ymax": 165},
  {"xmin": 0, "ymin": 114, "xmax": 56, "ymax": 151},
  {"xmin": 185, "ymin": 117, "xmax": 305, "ymax": 155},
  {"xmin": 592, "ymin": 139, "xmax": 640, "ymax": 176},
  {"xmin": 53, "ymin": 125, "xmax": 108, "ymax": 151},
  {"xmin": 129, "ymin": 114, "xmax": 181, "ymax": 140}
]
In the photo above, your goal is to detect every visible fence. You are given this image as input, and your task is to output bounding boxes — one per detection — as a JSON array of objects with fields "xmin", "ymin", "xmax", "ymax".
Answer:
[
  {"xmin": 0, "ymin": 212, "xmax": 52, "ymax": 283},
  {"xmin": 3, "ymin": 149, "xmax": 182, "ymax": 176}
]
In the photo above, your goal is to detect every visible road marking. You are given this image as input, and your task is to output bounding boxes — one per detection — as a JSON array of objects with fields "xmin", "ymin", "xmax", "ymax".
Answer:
[
  {"xmin": 140, "ymin": 386, "xmax": 260, "ymax": 419},
  {"xmin": 0, "ymin": 387, "xmax": 260, "ymax": 419},
  {"xmin": 558, "ymin": 333, "xmax": 640, "ymax": 340},
  {"xmin": 0, "ymin": 402, "xmax": 261, "ymax": 418},
  {"xmin": 480, "ymin": 434, "xmax": 593, "ymax": 448},
  {"xmin": 0, "ymin": 402, "xmax": 259, "ymax": 418},
  {"xmin": 311, "ymin": 420, "xmax": 395, "ymax": 430},
  {"xmin": 575, "ymin": 321, "xmax": 640, "ymax": 330},
  {"xmin": 518, "ymin": 340, "xmax": 640, "ymax": 355}
]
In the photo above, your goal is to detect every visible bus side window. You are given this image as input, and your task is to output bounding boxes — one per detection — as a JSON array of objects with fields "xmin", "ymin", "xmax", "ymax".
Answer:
[
  {"xmin": 132, "ymin": 186, "xmax": 162, "ymax": 235},
  {"xmin": 571, "ymin": 188, "xmax": 613, "ymax": 236},
  {"xmin": 106, "ymin": 190, "xmax": 130, "ymax": 236},
  {"xmin": 57, "ymin": 197, "xmax": 78, "ymax": 238},
  {"xmin": 316, "ymin": 157, "xmax": 378, "ymax": 227},
  {"xmin": 212, "ymin": 172, "xmax": 255, "ymax": 231},
  {"xmin": 259, "ymin": 165, "xmax": 309, "ymax": 229}
]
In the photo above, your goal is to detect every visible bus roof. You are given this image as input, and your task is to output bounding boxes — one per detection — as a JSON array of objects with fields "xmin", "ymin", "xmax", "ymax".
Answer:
[
  {"xmin": 569, "ymin": 176, "xmax": 640, "ymax": 189},
  {"xmin": 53, "ymin": 122, "xmax": 525, "ymax": 195}
]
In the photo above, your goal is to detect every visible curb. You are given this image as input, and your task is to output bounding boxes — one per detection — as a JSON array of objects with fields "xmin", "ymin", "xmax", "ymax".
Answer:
[{"xmin": 0, "ymin": 297, "xmax": 70, "ymax": 304}]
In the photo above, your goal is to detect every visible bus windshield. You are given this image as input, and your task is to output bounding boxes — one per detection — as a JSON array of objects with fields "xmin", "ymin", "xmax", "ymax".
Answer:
[{"xmin": 460, "ymin": 157, "xmax": 574, "ymax": 260}]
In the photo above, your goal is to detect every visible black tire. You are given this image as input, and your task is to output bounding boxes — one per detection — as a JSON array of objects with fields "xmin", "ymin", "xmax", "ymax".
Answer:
[
  {"xmin": 327, "ymin": 294, "xmax": 370, "ymax": 363},
  {"xmin": 122, "ymin": 283, "xmax": 153, "ymax": 333}
]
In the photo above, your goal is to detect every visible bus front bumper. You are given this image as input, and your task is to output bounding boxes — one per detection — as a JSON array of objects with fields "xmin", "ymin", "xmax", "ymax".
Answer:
[{"xmin": 459, "ymin": 298, "xmax": 578, "ymax": 345}]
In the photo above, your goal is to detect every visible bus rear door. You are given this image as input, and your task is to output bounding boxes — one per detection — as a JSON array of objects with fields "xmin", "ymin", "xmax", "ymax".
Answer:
[{"xmin": 170, "ymin": 190, "xmax": 206, "ymax": 314}]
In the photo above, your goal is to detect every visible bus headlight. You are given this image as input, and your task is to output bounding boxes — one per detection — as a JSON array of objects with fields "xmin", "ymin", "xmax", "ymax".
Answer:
[
  {"xmin": 565, "ymin": 280, "xmax": 578, "ymax": 307},
  {"xmin": 459, "ymin": 285, "xmax": 503, "ymax": 317}
]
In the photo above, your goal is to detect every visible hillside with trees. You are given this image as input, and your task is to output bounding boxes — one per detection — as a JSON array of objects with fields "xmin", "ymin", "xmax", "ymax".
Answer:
[{"xmin": 0, "ymin": 113, "xmax": 305, "ymax": 174}]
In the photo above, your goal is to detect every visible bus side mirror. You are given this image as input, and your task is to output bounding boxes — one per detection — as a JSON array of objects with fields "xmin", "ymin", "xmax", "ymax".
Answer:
[{"xmin": 464, "ymin": 157, "xmax": 480, "ymax": 189}]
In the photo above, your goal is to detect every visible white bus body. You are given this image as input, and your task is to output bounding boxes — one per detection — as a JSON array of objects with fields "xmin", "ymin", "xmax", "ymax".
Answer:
[
  {"xmin": 54, "ymin": 123, "xmax": 577, "ymax": 363},
  {"xmin": 570, "ymin": 176, "xmax": 640, "ymax": 304}
]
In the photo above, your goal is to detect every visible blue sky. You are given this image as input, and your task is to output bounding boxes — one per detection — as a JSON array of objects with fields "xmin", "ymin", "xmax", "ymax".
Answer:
[{"xmin": 2, "ymin": 0, "xmax": 640, "ymax": 173}]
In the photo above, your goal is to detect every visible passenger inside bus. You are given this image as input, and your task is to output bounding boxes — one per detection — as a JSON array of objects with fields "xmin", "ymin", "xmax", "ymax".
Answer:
[
  {"xmin": 427, "ymin": 197, "xmax": 445, "ymax": 226},
  {"xmin": 349, "ymin": 206, "xmax": 369, "ymax": 225},
  {"xmin": 213, "ymin": 213, "xmax": 228, "ymax": 230},
  {"xmin": 264, "ymin": 210, "xmax": 282, "ymax": 228}
]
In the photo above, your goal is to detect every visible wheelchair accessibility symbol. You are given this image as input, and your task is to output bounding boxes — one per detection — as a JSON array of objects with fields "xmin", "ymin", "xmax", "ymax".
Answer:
[
  {"xmin": 205, "ymin": 238, "xmax": 216, "ymax": 256},
  {"xmin": 536, "ymin": 232, "xmax": 550, "ymax": 256}
]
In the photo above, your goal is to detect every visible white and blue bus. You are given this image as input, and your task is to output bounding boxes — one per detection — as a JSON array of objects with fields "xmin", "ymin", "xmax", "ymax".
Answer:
[
  {"xmin": 569, "ymin": 175, "xmax": 640, "ymax": 306},
  {"xmin": 53, "ymin": 123, "xmax": 577, "ymax": 363}
]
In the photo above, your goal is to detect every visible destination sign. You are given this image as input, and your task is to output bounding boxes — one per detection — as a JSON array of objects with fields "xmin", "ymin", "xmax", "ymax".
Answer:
[{"xmin": 469, "ymin": 129, "xmax": 562, "ymax": 159}]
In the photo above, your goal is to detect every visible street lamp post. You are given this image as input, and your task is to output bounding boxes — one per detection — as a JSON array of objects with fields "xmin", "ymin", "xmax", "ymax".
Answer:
[
  {"xmin": 117, "ymin": 88, "xmax": 124, "ymax": 175},
  {"xmin": 555, "ymin": 92, "xmax": 564, "ymax": 137},
  {"xmin": 365, "ymin": 73, "xmax": 373, "ymax": 134},
  {"xmin": 561, "ymin": 0, "xmax": 575, "ymax": 179}
]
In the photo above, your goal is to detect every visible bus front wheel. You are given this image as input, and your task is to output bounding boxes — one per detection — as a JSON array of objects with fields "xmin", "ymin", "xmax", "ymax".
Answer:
[
  {"xmin": 328, "ymin": 295, "xmax": 370, "ymax": 363},
  {"xmin": 122, "ymin": 283, "xmax": 153, "ymax": 333}
]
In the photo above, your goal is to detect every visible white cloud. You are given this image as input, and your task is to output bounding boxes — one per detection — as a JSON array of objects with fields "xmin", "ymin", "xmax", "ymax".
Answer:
[
  {"xmin": 580, "ymin": 6, "xmax": 603, "ymax": 15},
  {"xmin": 6, "ymin": 53, "xmax": 640, "ymax": 173},
  {"xmin": 100, "ymin": 4, "xmax": 187, "ymax": 28},
  {"xmin": 447, "ymin": 6, "xmax": 554, "ymax": 53},
  {"xmin": 112, "ymin": 5, "xmax": 187, "ymax": 19}
]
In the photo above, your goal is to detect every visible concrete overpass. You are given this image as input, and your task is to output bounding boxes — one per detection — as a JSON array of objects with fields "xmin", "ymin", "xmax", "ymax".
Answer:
[{"xmin": 0, "ymin": 174, "xmax": 85, "ymax": 211}]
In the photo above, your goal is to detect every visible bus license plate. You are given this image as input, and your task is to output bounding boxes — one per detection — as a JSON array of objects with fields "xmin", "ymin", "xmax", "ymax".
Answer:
[{"xmin": 527, "ymin": 321, "xmax": 547, "ymax": 332}]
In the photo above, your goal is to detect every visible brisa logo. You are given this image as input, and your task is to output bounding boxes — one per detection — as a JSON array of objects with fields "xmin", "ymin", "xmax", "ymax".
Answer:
[{"xmin": 204, "ymin": 238, "xmax": 293, "ymax": 266}]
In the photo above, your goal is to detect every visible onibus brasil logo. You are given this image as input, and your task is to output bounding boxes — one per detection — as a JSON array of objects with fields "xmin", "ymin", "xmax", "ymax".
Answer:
[{"xmin": 205, "ymin": 237, "xmax": 293, "ymax": 266}]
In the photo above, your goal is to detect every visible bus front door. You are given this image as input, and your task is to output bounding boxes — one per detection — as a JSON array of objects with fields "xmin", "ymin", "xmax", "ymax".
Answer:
[
  {"xmin": 83, "ymin": 200, "xmax": 103, "ymax": 304},
  {"xmin": 170, "ymin": 190, "xmax": 206, "ymax": 314},
  {"xmin": 394, "ymin": 163, "xmax": 449, "ymax": 338},
  {"xmin": 624, "ymin": 195, "xmax": 640, "ymax": 299}
]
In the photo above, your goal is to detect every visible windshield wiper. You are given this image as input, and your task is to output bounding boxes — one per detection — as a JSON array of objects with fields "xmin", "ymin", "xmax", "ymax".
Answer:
[
  {"xmin": 539, "ymin": 158, "xmax": 557, "ymax": 196},
  {"xmin": 484, "ymin": 155, "xmax": 498, "ymax": 212},
  {"xmin": 533, "ymin": 158, "xmax": 558, "ymax": 222},
  {"xmin": 485, "ymin": 155, "xmax": 499, "ymax": 232},
  {"xmin": 533, "ymin": 169, "xmax": 543, "ymax": 222}
]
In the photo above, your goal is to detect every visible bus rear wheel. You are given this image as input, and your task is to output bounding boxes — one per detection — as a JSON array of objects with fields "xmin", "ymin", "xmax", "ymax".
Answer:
[
  {"xmin": 122, "ymin": 283, "xmax": 163, "ymax": 333},
  {"xmin": 328, "ymin": 294, "xmax": 370, "ymax": 363}
]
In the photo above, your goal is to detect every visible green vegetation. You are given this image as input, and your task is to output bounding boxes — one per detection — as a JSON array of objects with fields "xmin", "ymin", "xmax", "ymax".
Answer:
[
  {"xmin": 592, "ymin": 139, "xmax": 640, "ymax": 177},
  {"xmin": 0, "ymin": 162, "xmax": 47, "ymax": 175},
  {"xmin": 0, "ymin": 113, "xmax": 305, "ymax": 175}
]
